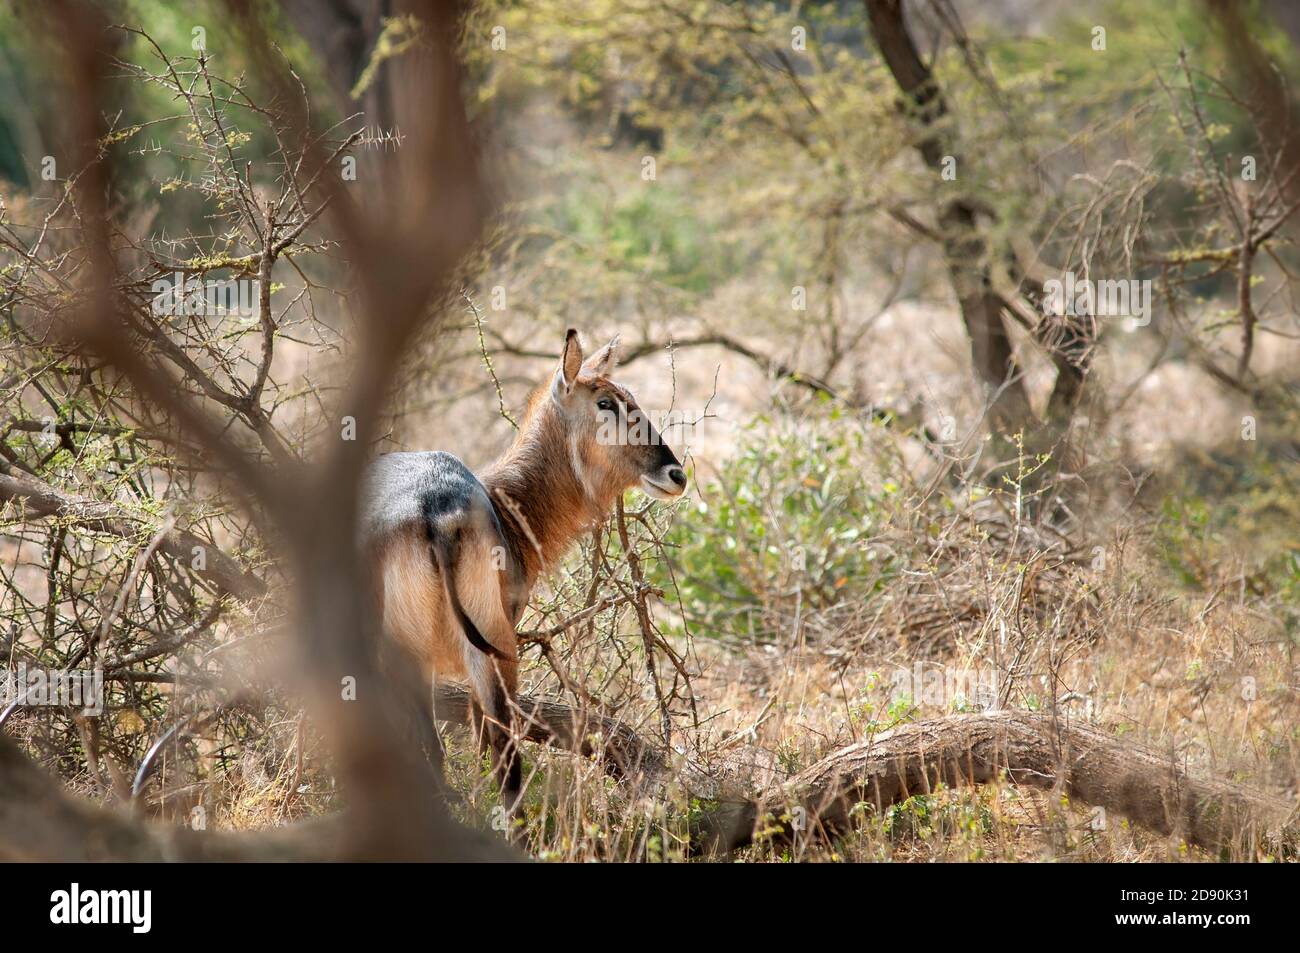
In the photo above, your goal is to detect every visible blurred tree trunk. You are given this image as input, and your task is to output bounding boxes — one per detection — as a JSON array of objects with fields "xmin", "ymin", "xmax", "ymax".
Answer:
[
  {"xmin": 1204, "ymin": 0, "xmax": 1300, "ymax": 407},
  {"xmin": 282, "ymin": 0, "xmax": 396, "ymax": 137}
]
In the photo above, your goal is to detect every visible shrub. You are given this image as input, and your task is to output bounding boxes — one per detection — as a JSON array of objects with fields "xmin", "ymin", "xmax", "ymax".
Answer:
[{"xmin": 657, "ymin": 414, "xmax": 899, "ymax": 644}]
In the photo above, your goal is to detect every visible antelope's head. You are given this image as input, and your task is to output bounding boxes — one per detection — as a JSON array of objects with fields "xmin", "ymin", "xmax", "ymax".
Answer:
[{"xmin": 548, "ymin": 328, "xmax": 687, "ymax": 505}]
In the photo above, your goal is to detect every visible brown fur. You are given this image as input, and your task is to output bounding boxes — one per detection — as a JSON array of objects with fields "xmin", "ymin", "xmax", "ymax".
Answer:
[
  {"xmin": 372, "ymin": 331, "xmax": 683, "ymax": 817},
  {"xmin": 484, "ymin": 376, "xmax": 669, "ymax": 582}
]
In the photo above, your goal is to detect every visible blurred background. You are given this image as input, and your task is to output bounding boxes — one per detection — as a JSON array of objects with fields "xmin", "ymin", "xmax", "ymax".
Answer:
[{"xmin": 2, "ymin": 0, "xmax": 1299, "ymax": 861}]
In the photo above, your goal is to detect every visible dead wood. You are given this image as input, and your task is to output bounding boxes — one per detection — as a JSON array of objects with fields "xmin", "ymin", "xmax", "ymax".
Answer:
[
  {"xmin": 694, "ymin": 710, "xmax": 1298, "ymax": 855},
  {"xmin": 438, "ymin": 691, "xmax": 1300, "ymax": 856},
  {"xmin": 434, "ymin": 683, "xmax": 673, "ymax": 781}
]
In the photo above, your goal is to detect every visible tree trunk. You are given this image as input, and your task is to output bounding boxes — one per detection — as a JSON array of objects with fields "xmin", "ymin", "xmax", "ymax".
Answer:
[{"xmin": 864, "ymin": 0, "xmax": 1091, "ymax": 433}]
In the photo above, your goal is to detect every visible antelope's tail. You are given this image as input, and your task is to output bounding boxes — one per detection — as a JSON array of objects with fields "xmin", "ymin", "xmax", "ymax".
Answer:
[{"xmin": 430, "ymin": 529, "xmax": 505, "ymax": 660}]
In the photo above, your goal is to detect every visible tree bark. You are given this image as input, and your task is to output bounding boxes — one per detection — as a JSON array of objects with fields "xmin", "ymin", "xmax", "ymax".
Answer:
[
  {"xmin": 864, "ymin": 1, "xmax": 1030, "ymax": 429},
  {"xmin": 695, "ymin": 709, "xmax": 1295, "ymax": 855}
]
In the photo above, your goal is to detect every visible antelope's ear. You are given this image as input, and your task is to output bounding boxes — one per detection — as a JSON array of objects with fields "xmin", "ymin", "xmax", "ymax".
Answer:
[
  {"xmin": 551, "ymin": 328, "xmax": 584, "ymax": 404},
  {"xmin": 582, "ymin": 334, "xmax": 620, "ymax": 378}
]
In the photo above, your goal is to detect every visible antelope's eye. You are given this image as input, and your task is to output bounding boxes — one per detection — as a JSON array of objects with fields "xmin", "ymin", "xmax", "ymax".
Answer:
[{"xmin": 596, "ymin": 397, "xmax": 617, "ymax": 412}]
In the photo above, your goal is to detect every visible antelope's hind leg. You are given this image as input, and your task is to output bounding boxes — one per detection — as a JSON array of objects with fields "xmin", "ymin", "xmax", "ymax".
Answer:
[
  {"xmin": 373, "ymin": 534, "xmax": 445, "ymax": 769},
  {"xmin": 450, "ymin": 520, "xmax": 524, "ymax": 823},
  {"xmin": 465, "ymin": 648, "xmax": 522, "ymax": 818}
]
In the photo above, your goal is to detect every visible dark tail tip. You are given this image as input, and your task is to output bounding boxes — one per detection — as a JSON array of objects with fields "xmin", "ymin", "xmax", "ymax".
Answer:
[{"xmin": 431, "ymin": 535, "xmax": 506, "ymax": 660}]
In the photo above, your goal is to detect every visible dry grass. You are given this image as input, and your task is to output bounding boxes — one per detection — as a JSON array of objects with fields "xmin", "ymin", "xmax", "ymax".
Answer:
[{"xmin": 409, "ymin": 414, "xmax": 1300, "ymax": 861}]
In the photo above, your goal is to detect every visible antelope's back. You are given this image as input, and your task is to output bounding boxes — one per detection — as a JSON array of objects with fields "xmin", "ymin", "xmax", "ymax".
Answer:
[{"xmin": 361, "ymin": 450, "xmax": 490, "ymax": 544}]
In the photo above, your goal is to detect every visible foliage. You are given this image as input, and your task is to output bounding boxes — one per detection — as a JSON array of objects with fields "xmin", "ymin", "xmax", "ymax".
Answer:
[{"xmin": 658, "ymin": 412, "xmax": 899, "ymax": 643}]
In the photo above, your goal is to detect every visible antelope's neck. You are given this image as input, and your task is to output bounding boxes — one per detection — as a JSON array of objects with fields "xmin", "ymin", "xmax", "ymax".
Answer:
[{"xmin": 483, "ymin": 418, "xmax": 597, "ymax": 583}]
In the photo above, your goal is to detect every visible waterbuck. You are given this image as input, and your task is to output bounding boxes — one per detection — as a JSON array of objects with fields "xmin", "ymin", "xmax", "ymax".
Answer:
[{"xmin": 361, "ymin": 329, "xmax": 687, "ymax": 812}]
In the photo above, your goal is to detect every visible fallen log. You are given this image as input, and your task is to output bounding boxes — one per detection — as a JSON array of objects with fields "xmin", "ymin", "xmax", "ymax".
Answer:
[
  {"xmin": 693, "ymin": 710, "xmax": 1299, "ymax": 855},
  {"xmin": 435, "ymin": 691, "xmax": 1297, "ymax": 856}
]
